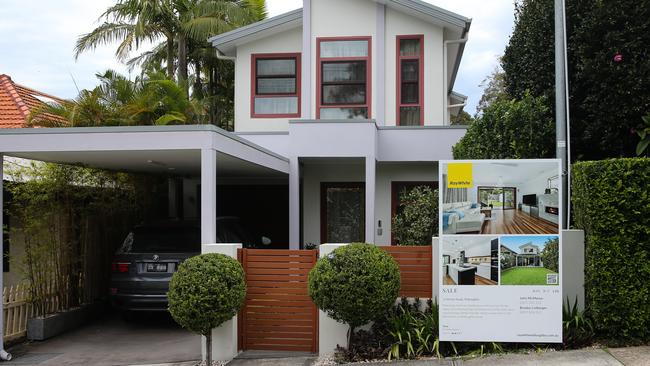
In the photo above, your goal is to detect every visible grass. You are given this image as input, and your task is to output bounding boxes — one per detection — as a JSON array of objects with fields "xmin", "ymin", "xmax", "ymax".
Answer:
[{"xmin": 500, "ymin": 267, "xmax": 558, "ymax": 285}]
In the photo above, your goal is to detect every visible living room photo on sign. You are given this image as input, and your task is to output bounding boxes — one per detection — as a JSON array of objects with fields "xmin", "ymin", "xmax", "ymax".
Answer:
[{"xmin": 440, "ymin": 160, "xmax": 561, "ymax": 236}]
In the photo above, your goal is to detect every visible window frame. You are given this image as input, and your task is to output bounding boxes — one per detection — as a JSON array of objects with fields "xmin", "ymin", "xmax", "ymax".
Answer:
[
  {"xmin": 320, "ymin": 182, "xmax": 366, "ymax": 244},
  {"xmin": 396, "ymin": 35, "xmax": 424, "ymax": 126},
  {"xmin": 250, "ymin": 53, "xmax": 301, "ymax": 118},
  {"xmin": 316, "ymin": 36, "xmax": 372, "ymax": 120}
]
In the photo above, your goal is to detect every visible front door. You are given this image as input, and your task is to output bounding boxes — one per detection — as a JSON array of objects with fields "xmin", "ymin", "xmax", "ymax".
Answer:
[{"xmin": 320, "ymin": 183, "xmax": 365, "ymax": 243}]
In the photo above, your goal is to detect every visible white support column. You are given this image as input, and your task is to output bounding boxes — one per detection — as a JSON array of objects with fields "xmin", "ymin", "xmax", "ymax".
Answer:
[
  {"xmin": 302, "ymin": 0, "xmax": 312, "ymax": 118},
  {"xmin": 375, "ymin": 3, "xmax": 386, "ymax": 125},
  {"xmin": 365, "ymin": 157, "xmax": 376, "ymax": 244},
  {"xmin": 201, "ymin": 149, "xmax": 217, "ymax": 244},
  {"xmin": 201, "ymin": 243, "xmax": 242, "ymax": 362},
  {"xmin": 289, "ymin": 157, "xmax": 300, "ymax": 249},
  {"xmin": 318, "ymin": 244, "xmax": 349, "ymax": 356},
  {"xmin": 562, "ymin": 229, "xmax": 585, "ymax": 310}
]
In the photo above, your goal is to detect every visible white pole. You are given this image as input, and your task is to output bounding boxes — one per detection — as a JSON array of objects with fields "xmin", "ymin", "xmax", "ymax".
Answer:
[
  {"xmin": 0, "ymin": 154, "xmax": 13, "ymax": 360},
  {"xmin": 555, "ymin": 0, "xmax": 571, "ymax": 229}
]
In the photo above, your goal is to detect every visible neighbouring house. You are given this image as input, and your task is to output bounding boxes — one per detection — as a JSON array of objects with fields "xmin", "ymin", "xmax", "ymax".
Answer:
[
  {"xmin": 0, "ymin": 74, "xmax": 68, "ymax": 288},
  {"xmin": 0, "ymin": 74, "xmax": 67, "ymax": 129}
]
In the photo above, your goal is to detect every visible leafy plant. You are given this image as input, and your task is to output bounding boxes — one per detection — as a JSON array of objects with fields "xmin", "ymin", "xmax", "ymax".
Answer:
[
  {"xmin": 562, "ymin": 297, "xmax": 594, "ymax": 349},
  {"xmin": 392, "ymin": 186, "xmax": 439, "ymax": 245},
  {"xmin": 452, "ymin": 92, "xmax": 554, "ymax": 160},
  {"xmin": 308, "ymin": 243, "xmax": 400, "ymax": 348},
  {"xmin": 168, "ymin": 253, "xmax": 246, "ymax": 366},
  {"xmin": 573, "ymin": 158, "xmax": 650, "ymax": 341},
  {"xmin": 540, "ymin": 237, "xmax": 559, "ymax": 273}
]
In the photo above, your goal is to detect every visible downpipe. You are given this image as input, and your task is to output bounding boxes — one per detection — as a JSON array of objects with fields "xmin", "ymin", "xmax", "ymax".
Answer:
[{"xmin": 0, "ymin": 349, "xmax": 12, "ymax": 361}]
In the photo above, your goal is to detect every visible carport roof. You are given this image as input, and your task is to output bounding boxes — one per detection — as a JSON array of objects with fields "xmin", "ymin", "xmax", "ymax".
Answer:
[{"xmin": 0, "ymin": 125, "xmax": 290, "ymax": 176}]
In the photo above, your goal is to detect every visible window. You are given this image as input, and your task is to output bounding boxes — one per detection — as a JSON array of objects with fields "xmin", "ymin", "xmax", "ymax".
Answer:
[
  {"xmin": 320, "ymin": 183, "xmax": 365, "ymax": 243},
  {"xmin": 251, "ymin": 53, "xmax": 301, "ymax": 118},
  {"xmin": 397, "ymin": 35, "xmax": 424, "ymax": 126},
  {"xmin": 317, "ymin": 37, "xmax": 371, "ymax": 119}
]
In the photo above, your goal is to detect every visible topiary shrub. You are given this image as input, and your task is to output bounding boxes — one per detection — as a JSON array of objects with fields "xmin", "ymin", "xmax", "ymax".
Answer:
[
  {"xmin": 308, "ymin": 243, "xmax": 401, "ymax": 347},
  {"xmin": 168, "ymin": 253, "xmax": 246, "ymax": 364},
  {"xmin": 572, "ymin": 158, "xmax": 650, "ymax": 342}
]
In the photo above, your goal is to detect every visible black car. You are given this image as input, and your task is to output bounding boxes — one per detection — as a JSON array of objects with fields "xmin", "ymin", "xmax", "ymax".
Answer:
[{"xmin": 110, "ymin": 218, "xmax": 269, "ymax": 314}]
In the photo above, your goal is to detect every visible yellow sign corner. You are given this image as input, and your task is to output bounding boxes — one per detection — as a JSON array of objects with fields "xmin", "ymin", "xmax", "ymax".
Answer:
[{"xmin": 447, "ymin": 163, "xmax": 473, "ymax": 188}]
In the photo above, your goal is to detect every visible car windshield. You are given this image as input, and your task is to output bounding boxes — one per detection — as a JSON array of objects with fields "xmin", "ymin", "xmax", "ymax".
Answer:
[{"xmin": 120, "ymin": 227, "xmax": 201, "ymax": 253}]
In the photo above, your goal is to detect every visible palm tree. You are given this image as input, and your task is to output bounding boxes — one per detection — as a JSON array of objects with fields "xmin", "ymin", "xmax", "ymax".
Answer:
[
  {"xmin": 75, "ymin": 0, "xmax": 177, "ymax": 78},
  {"xmin": 28, "ymin": 71, "xmax": 204, "ymax": 127}
]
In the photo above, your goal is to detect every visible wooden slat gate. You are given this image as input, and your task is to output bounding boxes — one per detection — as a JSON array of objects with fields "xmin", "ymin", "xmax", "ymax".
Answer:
[{"xmin": 238, "ymin": 249, "xmax": 318, "ymax": 353}]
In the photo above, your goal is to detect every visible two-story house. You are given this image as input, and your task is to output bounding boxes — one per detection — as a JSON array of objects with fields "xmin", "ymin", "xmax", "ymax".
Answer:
[{"xmin": 209, "ymin": 0, "xmax": 471, "ymax": 248}]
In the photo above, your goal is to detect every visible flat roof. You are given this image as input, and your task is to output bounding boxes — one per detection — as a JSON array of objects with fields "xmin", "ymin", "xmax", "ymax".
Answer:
[{"xmin": 0, "ymin": 125, "xmax": 290, "ymax": 176}]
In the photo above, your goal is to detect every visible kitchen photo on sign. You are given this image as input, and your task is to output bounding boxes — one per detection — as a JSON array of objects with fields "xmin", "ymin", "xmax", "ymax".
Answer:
[{"xmin": 442, "ymin": 236, "xmax": 499, "ymax": 286}]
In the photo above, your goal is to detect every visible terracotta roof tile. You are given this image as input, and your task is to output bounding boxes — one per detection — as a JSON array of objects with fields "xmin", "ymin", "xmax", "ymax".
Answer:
[{"xmin": 0, "ymin": 74, "xmax": 69, "ymax": 128}]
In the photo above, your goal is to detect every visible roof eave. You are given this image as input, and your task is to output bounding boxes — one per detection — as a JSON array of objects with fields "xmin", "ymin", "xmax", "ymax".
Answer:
[{"xmin": 209, "ymin": 8, "xmax": 303, "ymax": 56}]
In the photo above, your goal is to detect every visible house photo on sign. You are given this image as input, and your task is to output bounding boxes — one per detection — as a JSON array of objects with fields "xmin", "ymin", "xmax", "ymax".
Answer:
[{"xmin": 439, "ymin": 160, "xmax": 562, "ymax": 343}]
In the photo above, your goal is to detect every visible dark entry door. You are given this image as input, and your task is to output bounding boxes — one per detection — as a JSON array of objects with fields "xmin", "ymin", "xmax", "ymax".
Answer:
[{"xmin": 320, "ymin": 183, "xmax": 365, "ymax": 243}]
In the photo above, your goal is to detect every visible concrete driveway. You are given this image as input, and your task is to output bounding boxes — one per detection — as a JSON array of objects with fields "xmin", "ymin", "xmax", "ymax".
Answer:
[{"xmin": 7, "ymin": 311, "xmax": 201, "ymax": 366}]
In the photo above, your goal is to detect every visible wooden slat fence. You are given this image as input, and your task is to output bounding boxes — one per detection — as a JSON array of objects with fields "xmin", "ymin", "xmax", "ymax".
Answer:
[
  {"xmin": 3, "ymin": 284, "xmax": 32, "ymax": 342},
  {"xmin": 3, "ymin": 279, "xmax": 71, "ymax": 342},
  {"xmin": 382, "ymin": 246, "xmax": 433, "ymax": 298},
  {"xmin": 238, "ymin": 249, "xmax": 318, "ymax": 353}
]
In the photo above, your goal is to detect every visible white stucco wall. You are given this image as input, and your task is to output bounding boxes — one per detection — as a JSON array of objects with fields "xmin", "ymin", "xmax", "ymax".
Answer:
[
  {"xmin": 385, "ymin": 8, "xmax": 445, "ymax": 126},
  {"xmin": 301, "ymin": 161, "xmax": 438, "ymax": 246},
  {"xmin": 234, "ymin": 28, "xmax": 303, "ymax": 132},
  {"xmin": 310, "ymin": 0, "xmax": 378, "ymax": 120}
]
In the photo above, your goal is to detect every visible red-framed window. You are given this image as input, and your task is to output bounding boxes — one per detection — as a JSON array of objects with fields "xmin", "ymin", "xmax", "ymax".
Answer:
[
  {"xmin": 396, "ymin": 35, "xmax": 424, "ymax": 126},
  {"xmin": 251, "ymin": 53, "xmax": 301, "ymax": 118},
  {"xmin": 316, "ymin": 37, "xmax": 372, "ymax": 120}
]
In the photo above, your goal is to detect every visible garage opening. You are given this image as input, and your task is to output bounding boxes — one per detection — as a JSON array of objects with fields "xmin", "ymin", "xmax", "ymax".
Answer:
[{"xmin": 1, "ymin": 127, "xmax": 291, "ymax": 365}]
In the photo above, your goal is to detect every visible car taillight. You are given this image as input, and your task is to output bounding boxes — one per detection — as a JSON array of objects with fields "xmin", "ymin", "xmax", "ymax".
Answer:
[{"xmin": 112, "ymin": 262, "xmax": 130, "ymax": 273}]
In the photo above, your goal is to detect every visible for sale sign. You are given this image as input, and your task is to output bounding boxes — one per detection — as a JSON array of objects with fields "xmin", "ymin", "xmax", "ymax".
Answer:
[{"xmin": 438, "ymin": 159, "xmax": 562, "ymax": 343}]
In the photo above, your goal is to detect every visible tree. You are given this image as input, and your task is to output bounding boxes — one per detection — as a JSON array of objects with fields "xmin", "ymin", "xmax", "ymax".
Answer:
[
  {"xmin": 28, "ymin": 70, "xmax": 205, "ymax": 127},
  {"xmin": 540, "ymin": 237, "xmax": 559, "ymax": 273},
  {"xmin": 476, "ymin": 65, "xmax": 508, "ymax": 115},
  {"xmin": 168, "ymin": 253, "xmax": 246, "ymax": 366},
  {"xmin": 453, "ymin": 92, "xmax": 555, "ymax": 159},
  {"xmin": 392, "ymin": 186, "xmax": 438, "ymax": 245},
  {"xmin": 308, "ymin": 243, "xmax": 400, "ymax": 348},
  {"xmin": 450, "ymin": 110, "xmax": 473, "ymax": 125},
  {"xmin": 75, "ymin": 0, "xmax": 267, "ymax": 129},
  {"xmin": 502, "ymin": 0, "xmax": 650, "ymax": 160}
]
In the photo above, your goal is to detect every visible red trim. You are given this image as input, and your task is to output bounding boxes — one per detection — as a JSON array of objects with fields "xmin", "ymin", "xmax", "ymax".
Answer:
[
  {"xmin": 250, "ymin": 53, "xmax": 301, "ymax": 118},
  {"xmin": 316, "ymin": 37, "xmax": 372, "ymax": 119},
  {"xmin": 320, "ymin": 182, "xmax": 365, "ymax": 244},
  {"xmin": 390, "ymin": 181, "xmax": 437, "ymax": 245},
  {"xmin": 396, "ymin": 35, "xmax": 424, "ymax": 126}
]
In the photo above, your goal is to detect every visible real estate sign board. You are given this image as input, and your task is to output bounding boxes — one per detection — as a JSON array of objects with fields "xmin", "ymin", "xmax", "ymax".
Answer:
[{"xmin": 438, "ymin": 159, "xmax": 562, "ymax": 343}]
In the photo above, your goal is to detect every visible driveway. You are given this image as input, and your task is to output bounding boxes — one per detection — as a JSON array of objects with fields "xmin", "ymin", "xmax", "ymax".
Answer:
[{"xmin": 7, "ymin": 312, "xmax": 201, "ymax": 366}]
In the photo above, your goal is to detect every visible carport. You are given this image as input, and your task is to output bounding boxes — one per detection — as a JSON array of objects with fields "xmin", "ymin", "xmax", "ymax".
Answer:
[{"xmin": 0, "ymin": 125, "xmax": 290, "ymax": 361}]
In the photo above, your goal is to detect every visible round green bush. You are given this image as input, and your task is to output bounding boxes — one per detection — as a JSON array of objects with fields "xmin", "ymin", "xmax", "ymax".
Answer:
[
  {"xmin": 168, "ymin": 253, "xmax": 246, "ymax": 336},
  {"xmin": 308, "ymin": 243, "xmax": 401, "ymax": 329}
]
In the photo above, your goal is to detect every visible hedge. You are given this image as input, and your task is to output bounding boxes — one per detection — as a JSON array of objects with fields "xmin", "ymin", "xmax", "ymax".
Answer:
[{"xmin": 572, "ymin": 158, "xmax": 650, "ymax": 341}]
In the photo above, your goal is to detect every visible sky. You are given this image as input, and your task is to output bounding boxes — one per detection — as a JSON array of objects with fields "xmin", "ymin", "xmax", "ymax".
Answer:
[{"xmin": 0, "ymin": 0, "xmax": 514, "ymax": 115}]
